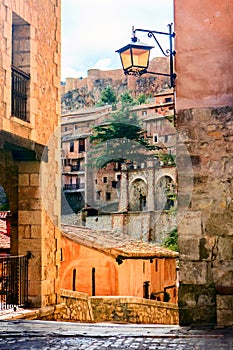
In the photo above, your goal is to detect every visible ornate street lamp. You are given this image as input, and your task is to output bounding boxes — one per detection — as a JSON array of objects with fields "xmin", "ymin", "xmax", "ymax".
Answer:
[{"xmin": 116, "ymin": 23, "xmax": 176, "ymax": 88}]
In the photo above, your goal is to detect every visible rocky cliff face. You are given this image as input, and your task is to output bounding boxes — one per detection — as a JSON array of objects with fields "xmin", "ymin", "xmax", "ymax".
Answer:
[{"xmin": 61, "ymin": 57, "xmax": 170, "ymax": 112}]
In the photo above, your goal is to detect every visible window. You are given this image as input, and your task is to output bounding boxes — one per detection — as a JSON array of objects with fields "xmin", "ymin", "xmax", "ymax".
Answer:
[
  {"xmin": 75, "ymin": 125, "xmax": 78, "ymax": 130},
  {"xmin": 106, "ymin": 192, "xmax": 111, "ymax": 200},
  {"xmin": 165, "ymin": 97, "xmax": 173, "ymax": 103},
  {"xmin": 164, "ymin": 135, "xmax": 168, "ymax": 143},
  {"xmin": 155, "ymin": 259, "xmax": 158, "ymax": 272},
  {"xmin": 116, "ymin": 174, "xmax": 121, "ymax": 181},
  {"xmin": 112, "ymin": 181, "xmax": 117, "ymax": 188},
  {"xmin": 11, "ymin": 13, "xmax": 30, "ymax": 122},
  {"xmin": 95, "ymin": 179, "xmax": 97, "ymax": 184},
  {"xmin": 153, "ymin": 134, "xmax": 158, "ymax": 144},
  {"xmin": 92, "ymin": 268, "xmax": 95, "ymax": 296},
  {"xmin": 142, "ymin": 111, "xmax": 147, "ymax": 116},
  {"xmin": 79, "ymin": 138, "xmax": 85, "ymax": 152},
  {"xmin": 103, "ymin": 177, "xmax": 107, "ymax": 183},
  {"xmin": 96, "ymin": 191, "xmax": 101, "ymax": 200},
  {"xmin": 60, "ymin": 248, "xmax": 63, "ymax": 261},
  {"xmin": 72, "ymin": 269, "xmax": 76, "ymax": 291},
  {"xmin": 70, "ymin": 141, "xmax": 74, "ymax": 152}
]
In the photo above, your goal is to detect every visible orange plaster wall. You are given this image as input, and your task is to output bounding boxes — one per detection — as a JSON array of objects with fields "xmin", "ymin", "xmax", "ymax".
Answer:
[
  {"xmin": 60, "ymin": 236, "xmax": 118, "ymax": 296},
  {"xmin": 174, "ymin": 0, "xmax": 233, "ymax": 109}
]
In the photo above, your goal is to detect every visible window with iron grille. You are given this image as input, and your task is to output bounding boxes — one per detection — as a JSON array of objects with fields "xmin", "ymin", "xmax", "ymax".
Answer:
[
  {"xmin": 11, "ymin": 67, "xmax": 30, "ymax": 121},
  {"xmin": 11, "ymin": 13, "xmax": 30, "ymax": 122}
]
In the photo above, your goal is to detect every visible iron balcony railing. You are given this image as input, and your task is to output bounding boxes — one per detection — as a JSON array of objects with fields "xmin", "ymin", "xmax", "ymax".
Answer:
[
  {"xmin": 63, "ymin": 183, "xmax": 85, "ymax": 191},
  {"xmin": 0, "ymin": 254, "xmax": 29, "ymax": 311},
  {"xmin": 11, "ymin": 66, "xmax": 30, "ymax": 122},
  {"xmin": 71, "ymin": 165, "xmax": 85, "ymax": 172}
]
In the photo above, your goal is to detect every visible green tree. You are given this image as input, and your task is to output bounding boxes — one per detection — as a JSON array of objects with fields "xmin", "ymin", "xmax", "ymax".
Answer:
[
  {"xmin": 120, "ymin": 91, "xmax": 135, "ymax": 106},
  {"xmin": 97, "ymin": 86, "xmax": 117, "ymax": 106},
  {"xmin": 89, "ymin": 106, "xmax": 156, "ymax": 169},
  {"xmin": 137, "ymin": 93, "xmax": 147, "ymax": 105},
  {"xmin": 162, "ymin": 227, "xmax": 178, "ymax": 252}
]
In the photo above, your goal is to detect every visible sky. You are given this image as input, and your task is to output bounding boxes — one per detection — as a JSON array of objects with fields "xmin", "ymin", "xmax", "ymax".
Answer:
[{"xmin": 61, "ymin": 0, "xmax": 174, "ymax": 81}]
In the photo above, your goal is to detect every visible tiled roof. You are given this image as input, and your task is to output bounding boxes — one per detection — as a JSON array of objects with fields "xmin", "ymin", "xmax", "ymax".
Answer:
[
  {"xmin": 61, "ymin": 224, "xmax": 178, "ymax": 259},
  {"xmin": 0, "ymin": 232, "xmax": 10, "ymax": 249}
]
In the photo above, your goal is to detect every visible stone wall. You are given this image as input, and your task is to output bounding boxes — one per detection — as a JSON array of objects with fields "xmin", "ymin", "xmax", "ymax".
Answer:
[
  {"xmin": 90, "ymin": 296, "xmax": 178, "ymax": 325},
  {"xmin": 86, "ymin": 212, "xmax": 176, "ymax": 243},
  {"xmin": 39, "ymin": 290, "xmax": 178, "ymax": 325},
  {"xmin": 177, "ymin": 107, "xmax": 233, "ymax": 326},
  {"xmin": 54, "ymin": 289, "xmax": 93, "ymax": 322}
]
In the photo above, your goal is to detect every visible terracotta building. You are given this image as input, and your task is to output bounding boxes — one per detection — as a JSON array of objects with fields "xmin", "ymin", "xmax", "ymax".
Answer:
[
  {"xmin": 175, "ymin": 0, "xmax": 233, "ymax": 326},
  {"xmin": 0, "ymin": 0, "xmax": 61, "ymax": 307},
  {"xmin": 60, "ymin": 224, "xmax": 178, "ymax": 304}
]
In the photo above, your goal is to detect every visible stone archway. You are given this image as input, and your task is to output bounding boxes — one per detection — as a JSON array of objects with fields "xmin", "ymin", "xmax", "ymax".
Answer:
[
  {"xmin": 155, "ymin": 175, "xmax": 176, "ymax": 211},
  {"xmin": 129, "ymin": 178, "xmax": 147, "ymax": 212}
]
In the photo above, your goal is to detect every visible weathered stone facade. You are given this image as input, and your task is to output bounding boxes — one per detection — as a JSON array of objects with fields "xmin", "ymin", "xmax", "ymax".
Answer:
[
  {"xmin": 177, "ymin": 107, "xmax": 233, "ymax": 326},
  {"xmin": 175, "ymin": 0, "xmax": 233, "ymax": 326},
  {"xmin": 0, "ymin": 0, "xmax": 61, "ymax": 307}
]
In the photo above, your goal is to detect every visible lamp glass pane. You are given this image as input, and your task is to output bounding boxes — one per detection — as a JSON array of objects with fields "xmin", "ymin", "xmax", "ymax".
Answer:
[
  {"xmin": 132, "ymin": 48, "xmax": 150, "ymax": 69},
  {"xmin": 120, "ymin": 48, "xmax": 132, "ymax": 69}
]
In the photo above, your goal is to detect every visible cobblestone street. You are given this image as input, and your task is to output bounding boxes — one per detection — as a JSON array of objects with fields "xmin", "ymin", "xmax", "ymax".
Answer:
[{"xmin": 0, "ymin": 321, "xmax": 232, "ymax": 349}]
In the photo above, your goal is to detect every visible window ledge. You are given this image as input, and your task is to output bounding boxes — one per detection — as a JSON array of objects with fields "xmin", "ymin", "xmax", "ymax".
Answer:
[{"xmin": 10, "ymin": 116, "xmax": 33, "ymax": 130}]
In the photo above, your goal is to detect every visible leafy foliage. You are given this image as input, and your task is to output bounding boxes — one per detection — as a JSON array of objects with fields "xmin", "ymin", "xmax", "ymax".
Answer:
[
  {"xmin": 96, "ymin": 86, "xmax": 117, "ymax": 106},
  {"xmin": 158, "ymin": 153, "xmax": 176, "ymax": 166},
  {"xmin": 162, "ymin": 227, "xmax": 178, "ymax": 252},
  {"xmin": 120, "ymin": 91, "xmax": 135, "ymax": 106},
  {"xmin": 137, "ymin": 93, "xmax": 147, "ymax": 105}
]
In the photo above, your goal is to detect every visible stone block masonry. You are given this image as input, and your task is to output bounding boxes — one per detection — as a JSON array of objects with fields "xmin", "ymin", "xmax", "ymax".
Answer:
[
  {"xmin": 177, "ymin": 106, "xmax": 233, "ymax": 326},
  {"xmin": 90, "ymin": 296, "xmax": 179, "ymax": 325}
]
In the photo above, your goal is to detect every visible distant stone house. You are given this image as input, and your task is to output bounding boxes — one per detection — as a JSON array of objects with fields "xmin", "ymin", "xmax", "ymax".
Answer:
[{"xmin": 60, "ymin": 225, "xmax": 178, "ymax": 304}]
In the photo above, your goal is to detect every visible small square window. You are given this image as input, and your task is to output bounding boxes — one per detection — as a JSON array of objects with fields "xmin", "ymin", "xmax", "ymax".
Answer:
[{"xmin": 103, "ymin": 177, "xmax": 107, "ymax": 183}]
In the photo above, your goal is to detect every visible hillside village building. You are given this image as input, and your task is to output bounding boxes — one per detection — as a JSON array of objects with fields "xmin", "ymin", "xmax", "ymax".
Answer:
[{"xmin": 61, "ymin": 91, "xmax": 176, "ymax": 216}]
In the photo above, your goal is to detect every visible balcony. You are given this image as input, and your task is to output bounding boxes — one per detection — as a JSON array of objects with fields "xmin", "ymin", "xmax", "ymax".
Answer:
[
  {"xmin": 71, "ymin": 165, "xmax": 85, "ymax": 172},
  {"xmin": 63, "ymin": 183, "xmax": 85, "ymax": 192}
]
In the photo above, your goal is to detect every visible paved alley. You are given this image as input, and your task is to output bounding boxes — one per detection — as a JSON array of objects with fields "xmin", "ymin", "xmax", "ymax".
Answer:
[{"xmin": 0, "ymin": 321, "xmax": 232, "ymax": 349}]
